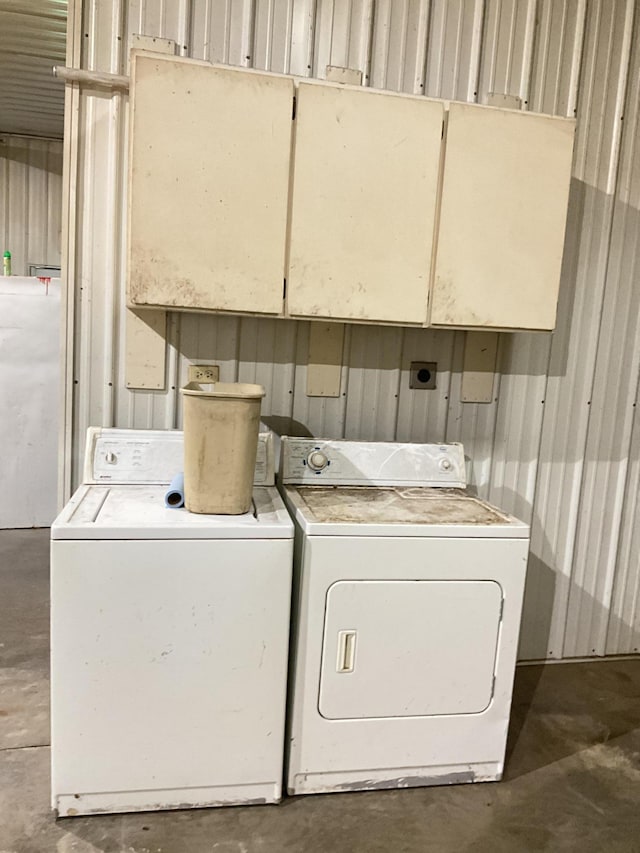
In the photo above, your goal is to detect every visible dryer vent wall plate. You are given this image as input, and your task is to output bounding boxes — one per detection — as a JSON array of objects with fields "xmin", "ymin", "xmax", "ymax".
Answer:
[{"xmin": 410, "ymin": 362, "xmax": 437, "ymax": 389}]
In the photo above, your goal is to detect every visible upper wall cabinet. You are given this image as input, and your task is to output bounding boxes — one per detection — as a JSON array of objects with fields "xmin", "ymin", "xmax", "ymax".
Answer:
[
  {"xmin": 126, "ymin": 54, "xmax": 575, "ymax": 331},
  {"xmin": 430, "ymin": 103, "xmax": 575, "ymax": 331},
  {"xmin": 127, "ymin": 53, "xmax": 294, "ymax": 315},
  {"xmin": 286, "ymin": 82, "xmax": 444, "ymax": 325}
]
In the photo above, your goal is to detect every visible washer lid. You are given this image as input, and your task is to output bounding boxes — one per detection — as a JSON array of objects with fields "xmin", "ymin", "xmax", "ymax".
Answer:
[
  {"xmin": 52, "ymin": 485, "xmax": 293, "ymax": 540},
  {"xmin": 284, "ymin": 485, "xmax": 529, "ymax": 538}
]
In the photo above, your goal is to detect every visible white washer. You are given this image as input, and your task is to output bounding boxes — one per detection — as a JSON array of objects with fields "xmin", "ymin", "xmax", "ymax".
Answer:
[
  {"xmin": 280, "ymin": 437, "xmax": 530, "ymax": 796},
  {"xmin": 51, "ymin": 428, "xmax": 293, "ymax": 816}
]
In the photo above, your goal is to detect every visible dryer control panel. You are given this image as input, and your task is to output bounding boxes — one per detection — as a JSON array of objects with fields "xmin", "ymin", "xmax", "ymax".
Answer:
[{"xmin": 280, "ymin": 438, "xmax": 466, "ymax": 488}]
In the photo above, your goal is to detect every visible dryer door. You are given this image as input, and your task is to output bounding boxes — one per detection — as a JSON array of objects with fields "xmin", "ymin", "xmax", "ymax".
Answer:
[{"xmin": 318, "ymin": 580, "xmax": 502, "ymax": 720}]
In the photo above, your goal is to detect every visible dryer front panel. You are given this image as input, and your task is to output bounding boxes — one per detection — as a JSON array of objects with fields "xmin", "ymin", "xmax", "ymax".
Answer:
[{"xmin": 318, "ymin": 580, "xmax": 502, "ymax": 720}]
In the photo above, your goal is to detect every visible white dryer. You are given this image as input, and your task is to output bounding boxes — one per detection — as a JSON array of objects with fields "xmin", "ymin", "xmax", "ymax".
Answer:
[
  {"xmin": 280, "ymin": 438, "xmax": 529, "ymax": 796},
  {"xmin": 51, "ymin": 428, "xmax": 293, "ymax": 816}
]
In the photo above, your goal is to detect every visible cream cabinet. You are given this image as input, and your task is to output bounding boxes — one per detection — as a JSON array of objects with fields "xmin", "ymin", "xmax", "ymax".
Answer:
[
  {"xmin": 127, "ymin": 53, "xmax": 293, "ymax": 315},
  {"xmin": 286, "ymin": 82, "xmax": 443, "ymax": 325},
  {"xmin": 127, "ymin": 54, "xmax": 575, "ymax": 332},
  {"xmin": 430, "ymin": 103, "xmax": 575, "ymax": 331}
]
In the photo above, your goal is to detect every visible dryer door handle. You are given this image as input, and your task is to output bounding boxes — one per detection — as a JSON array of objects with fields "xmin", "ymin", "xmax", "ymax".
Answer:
[{"xmin": 337, "ymin": 630, "xmax": 357, "ymax": 673}]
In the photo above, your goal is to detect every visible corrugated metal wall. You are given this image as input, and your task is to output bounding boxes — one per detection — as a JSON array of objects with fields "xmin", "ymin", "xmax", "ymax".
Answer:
[
  {"xmin": 65, "ymin": 0, "xmax": 640, "ymax": 660},
  {"xmin": 0, "ymin": 135, "xmax": 63, "ymax": 275},
  {"xmin": 0, "ymin": 0, "xmax": 67, "ymax": 139}
]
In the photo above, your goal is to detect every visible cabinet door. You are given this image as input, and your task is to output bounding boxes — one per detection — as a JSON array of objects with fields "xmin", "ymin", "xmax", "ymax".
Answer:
[
  {"xmin": 287, "ymin": 82, "xmax": 443, "ymax": 325},
  {"xmin": 430, "ymin": 103, "xmax": 575, "ymax": 330},
  {"xmin": 127, "ymin": 53, "xmax": 293, "ymax": 315}
]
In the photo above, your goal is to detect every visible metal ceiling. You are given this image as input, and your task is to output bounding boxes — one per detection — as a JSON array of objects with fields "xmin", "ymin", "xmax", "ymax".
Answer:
[{"xmin": 0, "ymin": 0, "xmax": 67, "ymax": 139}]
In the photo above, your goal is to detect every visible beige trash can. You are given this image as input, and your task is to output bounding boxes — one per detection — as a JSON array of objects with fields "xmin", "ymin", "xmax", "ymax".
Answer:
[{"xmin": 181, "ymin": 381, "xmax": 266, "ymax": 514}]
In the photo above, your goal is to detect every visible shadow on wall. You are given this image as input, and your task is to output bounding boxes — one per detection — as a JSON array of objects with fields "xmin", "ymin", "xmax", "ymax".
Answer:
[
  {"xmin": 261, "ymin": 415, "xmax": 313, "ymax": 438},
  {"xmin": 519, "ymin": 519, "xmax": 640, "ymax": 661},
  {"xmin": 543, "ymin": 176, "xmax": 585, "ymax": 380},
  {"xmin": 0, "ymin": 137, "xmax": 63, "ymax": 175},
  {"xmin": 519, "ymin": 548, "xmax": 557, "ymax": 661},
  {"xmin": 477, "ymin": 483, "xmax": 557, "ymax": 662}
]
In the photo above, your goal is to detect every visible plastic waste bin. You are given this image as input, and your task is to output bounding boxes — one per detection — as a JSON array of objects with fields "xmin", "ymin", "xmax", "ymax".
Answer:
[{"xmin": 181, "ymin": 381, "xmax": 266, "ymax": 514}]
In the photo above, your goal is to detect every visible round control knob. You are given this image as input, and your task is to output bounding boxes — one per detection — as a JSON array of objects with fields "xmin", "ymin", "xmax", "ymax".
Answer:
[
  {"xmin": 105, "ymin": 451, "xmax": 117, "ymax": 465},
  {"xmin": 307, "ymin": 450, "xmax": 328, "ymax": 471},
  {"xmin": 439, "ymin": 458, "xmax": 452, "ymax": 471}
]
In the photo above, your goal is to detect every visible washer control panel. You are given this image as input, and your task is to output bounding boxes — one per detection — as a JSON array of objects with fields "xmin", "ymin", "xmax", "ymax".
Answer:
[
  {"xmin": 84, "ymin": 427, "xmax": 275, "ymax": 486},
  {"xmin": 280, "ymin": 438, "xmax": 466, "ymax": 488}
]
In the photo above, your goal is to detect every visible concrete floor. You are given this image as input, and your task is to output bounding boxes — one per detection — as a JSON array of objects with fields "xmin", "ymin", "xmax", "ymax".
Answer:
[{"xmin": 1, "ymin": 529, "xmax": 640, "ymax": 853}]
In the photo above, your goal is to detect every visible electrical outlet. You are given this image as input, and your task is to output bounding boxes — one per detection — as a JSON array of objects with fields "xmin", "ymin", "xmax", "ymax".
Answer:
[
  {"xmin": 410, "ymin": 362, "xmax": 437, "ymax": 390},
  {"xmin": 188, "ymin": 364, "xmax": 220, "ymax": 383}
]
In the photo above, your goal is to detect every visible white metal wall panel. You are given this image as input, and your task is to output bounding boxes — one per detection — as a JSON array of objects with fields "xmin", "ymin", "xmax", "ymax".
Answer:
[
  {"xmin": 0, "ymin": 135, "xmax": 63, "ymax": 276},
  {"xmin": 424, "ymin": 0, "xmax": 484, "ymax": 101},
  {"xmin": 187, "ymin": 0, "xmax": 254, "ymax": 65},
  {"xmin": 529, "ymin": 0, "xmax": 586, "ymax": 116},
  {"xmin": 568, "ymin": 9, "xmax": 640, "ymax": 657},
  {"xmin": 488, "ymin": 334, "xmax": 551, "ymax": 522},
  {"xmin": 253, "ymin": 0, "xmax": 317, "ymax": 75},
  {"xmin": 344, "ymin": 325, "xmax": 403, "ymax": 441},
  {"xmin": 370, "ymin": 0, "xmax": 430, "ymax": 94},
  {"xmin": 128, "ymin": 0, "xmax": 191, "ymax": 54},
  {"xmin": 395, "ymin": 329, "xmax": 455, "ymax": 445},
  {"xmin": 609, "ymin": 390, "xmax": 640, "ymax": 656},
  {"xmin": 66, "ymin": 0, "xmax": 640, "ymax": 660},
  {"xmin": 253, "ymin": 0, "xmax": 307, "ymax": 73},
  {"xmin": 477, "ymin": 0, "xmax": 537, "ymax": 103},
  {"xmin": 524, "ymin": 0, "xmax": 635, "ymax": 660},
  {"xmin": 71, "ymin": 0, "xmax": 128, "ymax": 482},
  {"xmin": 606, "ymin": 16, "xmax": 640, "ymax": 656},
  {"xmin": 486, "ymin": 0, "xmax": 583, "ymax": 655},
  {"xmin": 312, "ymin": 0, "xmax": 374, "ymax": 80},
  {"xmin": 236, "ymin": 317, "xmax": 298, "ymax": 421}
]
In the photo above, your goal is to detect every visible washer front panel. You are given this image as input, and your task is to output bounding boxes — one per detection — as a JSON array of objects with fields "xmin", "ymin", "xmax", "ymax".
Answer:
[{"xmin": 51, "ymin": 537, "xmax": 293, "ymax": 810}]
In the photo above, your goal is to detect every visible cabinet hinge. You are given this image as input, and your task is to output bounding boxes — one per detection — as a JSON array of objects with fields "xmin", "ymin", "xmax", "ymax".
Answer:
[
  {"xmin": 441, "ymin": 119, "xmax": 445, "ymax": 139},
  {"xmin": 292, "ymin": 96, "xmax": 297, "ymax": 120},
  {"xmin": 283, "ymin": 278, "xmax": 287, "ymax": 299}
]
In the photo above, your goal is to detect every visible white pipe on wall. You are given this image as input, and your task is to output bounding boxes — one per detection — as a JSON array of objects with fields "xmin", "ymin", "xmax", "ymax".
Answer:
[{"xmin": 53, "ymin": 65, "xmax": 130, "ymax": 90}]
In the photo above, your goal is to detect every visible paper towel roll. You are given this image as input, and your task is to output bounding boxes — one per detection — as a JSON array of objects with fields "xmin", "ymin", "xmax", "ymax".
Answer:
[{"xmin": 165, "ymin": 472, "xmax": 185, "ymax": 508}]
